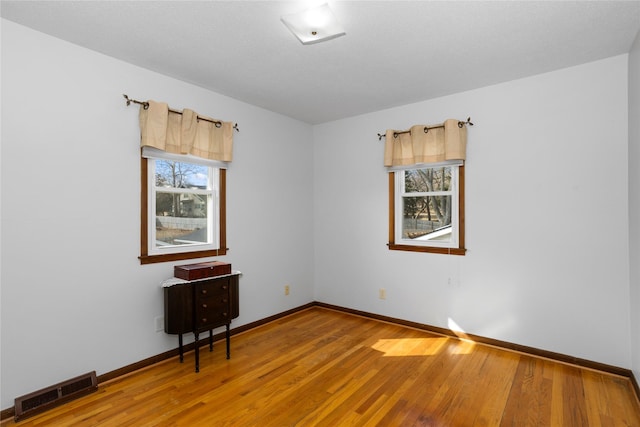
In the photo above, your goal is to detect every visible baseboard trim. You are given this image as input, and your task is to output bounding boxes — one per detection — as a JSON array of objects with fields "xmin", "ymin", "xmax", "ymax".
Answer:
[
  {"xmin": 1, "ymin": 300, "xmax": 638, "ymax": 421},
  {"xmin": 0, "ymin": 407, "xmax": 14, "ymax": 423}
]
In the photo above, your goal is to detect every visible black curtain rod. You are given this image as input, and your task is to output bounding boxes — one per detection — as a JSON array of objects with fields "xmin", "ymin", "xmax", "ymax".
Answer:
[
  {"xmin": 377, "ymin": 117, "xmax": 473, "ymax": 140},
  {"xmin": 123, "ymin": 94, "xmax": 239, "ymax": 132}
]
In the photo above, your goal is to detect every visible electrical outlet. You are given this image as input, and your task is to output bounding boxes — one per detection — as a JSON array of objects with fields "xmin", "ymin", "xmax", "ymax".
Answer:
[
  {"xmin": 285, "ymin": 285, "xmax": 290, "ymax": 296},
  {"xmin": 379, "ymin": 288, "xmax": 386, "ymax": 299},
  {"xmin": 155, "ymin": 316, "xmax": 164, "ymax": 332}
]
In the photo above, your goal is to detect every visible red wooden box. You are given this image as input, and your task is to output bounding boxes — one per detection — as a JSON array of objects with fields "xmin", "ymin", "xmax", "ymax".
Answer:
[{"xmin": 174, "ymin": 261, "xmax": 232, "ymax": 281}]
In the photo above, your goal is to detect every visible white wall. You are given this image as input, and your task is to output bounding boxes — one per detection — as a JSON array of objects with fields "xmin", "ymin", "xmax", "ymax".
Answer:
[
  {"xmin": 629, "ymin": 29, "xmax": 640, "ymax": 381},
  {"xmin": 0, "ymin": 20, "xmax": 314, "ymax": 409},
  {"xmin": 313, "ymin": 55, "xmax": 631, "ymax": 368}
]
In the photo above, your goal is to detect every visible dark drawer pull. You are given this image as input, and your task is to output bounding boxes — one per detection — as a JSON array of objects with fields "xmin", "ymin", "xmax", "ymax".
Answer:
[
  {"xmin": 202, "ymin": 303, "xmax": 208, "ymax": 309},
  {"xmin": 222, "ymin": 298, "xmax": 228, "ymax": 303},
  {"xmin": 222, "ymin": 312, "xmax": 228, "ymax": 317},
  {"xmin": 222, "ymin": 285, "xmax": 228, "ymax": 290},
  {"xmin": 201, "ymin": 289, "xmax": 207, "ymax": 295},
  {"xmin": 201, "ymin": 318, "xmax": 207, "ymax": 323}
]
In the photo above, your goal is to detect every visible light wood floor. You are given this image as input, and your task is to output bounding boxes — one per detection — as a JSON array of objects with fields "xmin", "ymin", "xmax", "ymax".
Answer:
[{"xmin": 4, "ymin": 307, "xmax": 640, "ymax": 426}]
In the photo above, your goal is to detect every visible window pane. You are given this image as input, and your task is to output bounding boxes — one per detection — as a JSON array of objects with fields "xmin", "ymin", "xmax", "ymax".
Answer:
[
  {"xmin": 155, "ymin": 191, "xmax": 209, "ymax": 247},
  {"xmin": 404, "ymin": 167, "xmax": 452, "ymax": 193},
  {"xmin": 402, "ymin": 195, "xmax": 452, "ymax": 241},
  {"xmin": 155, "ymin": 160, "xmax": 209, "ymax": 189}
]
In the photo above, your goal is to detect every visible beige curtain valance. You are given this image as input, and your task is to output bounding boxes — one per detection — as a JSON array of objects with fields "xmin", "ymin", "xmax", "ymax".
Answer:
[
  {"xmin": 383, "ymin": 119, "xmax": 467, "ymax": 168},
  {"xmin": 139, "ymin": 100, "xmax": 234, "ymax": 162}
]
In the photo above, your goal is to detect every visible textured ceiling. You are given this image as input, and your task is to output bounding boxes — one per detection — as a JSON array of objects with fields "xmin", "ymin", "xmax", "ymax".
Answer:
[{"xmin": 2, "ymin": 1, "xmax": 640, "ymax": 124}]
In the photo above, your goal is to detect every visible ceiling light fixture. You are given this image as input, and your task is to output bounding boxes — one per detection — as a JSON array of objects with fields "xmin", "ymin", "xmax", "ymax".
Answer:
[{"xmin": 281, "ymin": 3, "xmax": 346, "ymax": 45}]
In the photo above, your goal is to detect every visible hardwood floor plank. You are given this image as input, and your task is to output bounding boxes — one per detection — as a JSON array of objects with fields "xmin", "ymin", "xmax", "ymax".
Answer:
[
  {"xmin": 3, "ymin": 307, "xmax": 639, "ymax": 426},
  {"xmin": 469, "ymin": 348, "xmax": 520, "ymax": 426},
  {"xmin": 561, "ymin": 364, "xmax": 590, "ymax": 426},
  {"xmin": 501, "ymin": 357, "xmax": 554, "ymax": 425}
]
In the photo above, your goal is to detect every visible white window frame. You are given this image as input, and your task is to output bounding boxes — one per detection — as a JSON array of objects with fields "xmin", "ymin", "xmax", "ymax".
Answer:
[{"xmin": 147, "ymin": 158, "xmax": 219, "ymax": 256}]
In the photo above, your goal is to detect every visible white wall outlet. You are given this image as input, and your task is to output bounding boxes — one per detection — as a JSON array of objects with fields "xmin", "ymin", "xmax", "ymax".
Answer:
[
  {"xmin": 285, "ymin": 285, "xmax": 290, "ymax": 296},
  {"xmin": 379, "ymin": 288, "xmax": 386, "ymax": 299},
  {"xmin": 155, "ymin": 316, "xmax": 164, "ymax": 332}
]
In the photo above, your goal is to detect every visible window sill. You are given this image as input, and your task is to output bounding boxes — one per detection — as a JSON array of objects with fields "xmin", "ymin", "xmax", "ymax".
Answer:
[
  {"xmin": 139, "ymin": 248, "xmax": 228, "ymax": 265},
  {"xmin": 387, "ymin": 243, "xmax": 466, "ymax": 255}
]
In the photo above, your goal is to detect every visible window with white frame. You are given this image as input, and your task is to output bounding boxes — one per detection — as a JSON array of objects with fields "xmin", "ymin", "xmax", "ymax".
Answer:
[
  {"xmin": 140, "ymin": 150, "xmax": 227, "ymax": 264},
  {"xmin": 389, "ymin": 164, "xmax": 465, "ymax": 255}
]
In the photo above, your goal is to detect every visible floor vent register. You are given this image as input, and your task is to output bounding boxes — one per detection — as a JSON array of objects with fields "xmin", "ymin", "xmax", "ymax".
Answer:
[{"xmin": 14, "ymin": 371, "xmax": 98, "ymax": 421}]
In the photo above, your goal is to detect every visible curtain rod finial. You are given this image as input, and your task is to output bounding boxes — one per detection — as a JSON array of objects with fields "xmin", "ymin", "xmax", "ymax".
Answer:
[{"xmin": 458, "ymin": 117, "xmax": 474, "ymax": 128}]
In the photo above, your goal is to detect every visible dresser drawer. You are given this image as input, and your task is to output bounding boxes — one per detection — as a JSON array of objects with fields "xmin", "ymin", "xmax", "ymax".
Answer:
[
  {"xmin": 195, "ymin": 303, "xmax": 231, "ymax": 329},
  {"xmin": 196, "ymin": 278, "xmax": 230, "ymax": 298},
  {"xmin": 198, "ymin": 294, "xmax": 230, "ymax": 311}
]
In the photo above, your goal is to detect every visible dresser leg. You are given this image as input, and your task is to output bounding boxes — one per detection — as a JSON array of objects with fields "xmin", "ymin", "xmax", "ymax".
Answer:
[
  {"xmin": 194, "ymin": 331, "xmax": 200, "ymax": 373},
  {"xmin": 179, "ymin": 334, "xmax": 184, "ymax": 363},
  {"xmin": 226, "ymin": 323, "xmax": 230, "ymax": 359},
  {"xmin": 209, "ymin": 329, "xmax": 213, "ymax": 352}
]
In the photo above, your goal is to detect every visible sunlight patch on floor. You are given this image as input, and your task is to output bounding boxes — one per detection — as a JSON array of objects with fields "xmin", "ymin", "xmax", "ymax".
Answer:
[{"xmin": 371, "ymin": 337, "xmax": 448, "ymax": 357}]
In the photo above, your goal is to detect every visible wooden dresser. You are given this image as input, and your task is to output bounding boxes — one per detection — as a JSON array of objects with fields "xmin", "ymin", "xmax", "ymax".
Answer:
[{"xmin": 164, "ymin": 272, "xmax": 240, "ymax": 372}]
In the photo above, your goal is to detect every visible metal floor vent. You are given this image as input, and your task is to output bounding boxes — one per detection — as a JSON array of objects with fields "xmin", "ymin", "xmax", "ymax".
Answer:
[{"xmin": 14, "ymin": 371, "xmax": 98, "ymax": 421}]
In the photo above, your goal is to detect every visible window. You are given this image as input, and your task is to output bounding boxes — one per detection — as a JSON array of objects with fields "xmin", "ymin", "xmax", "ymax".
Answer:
[
  {"xmin": 388, "ymin": 164, "xmax": 465, "ymax": 255},
  {"xmin": 140, "ymin": 153, "xmax": 227, "ymax": 264}
]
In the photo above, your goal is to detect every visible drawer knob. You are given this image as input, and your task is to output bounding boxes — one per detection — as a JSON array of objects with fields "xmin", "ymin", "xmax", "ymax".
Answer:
[
  {"xmin": 222, "ymin": 298, "xmax": 228, "ymax": 303},
  {"xmin": 201, "ymin": 289, "xmax": 207, "ymax": 294},
  {"xmin": 222, "ymin": 285, "xmax": 228, "ymax": 290},
  {"xmin": 202, "ymin": 303, "xmax": 208, "ymax": 309},
  {"xmin": 222, "ymin": 312, "xmax": 228, "ymax": 317},
  {"xmin": 202, "ymin": 318, "xmax": 207, "ymax": 323}
]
